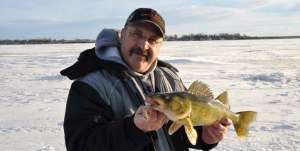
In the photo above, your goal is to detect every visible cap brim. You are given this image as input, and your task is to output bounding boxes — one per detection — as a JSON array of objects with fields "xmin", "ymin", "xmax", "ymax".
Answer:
[{"xmin": 130, "ymin": 20, "xmax": 165, "ymax": 38}]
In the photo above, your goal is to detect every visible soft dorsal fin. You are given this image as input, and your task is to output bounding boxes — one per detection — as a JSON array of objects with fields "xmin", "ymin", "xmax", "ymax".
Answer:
[
  {"xmin": 188, "ymin": 80, "xmax": 214, "ymax": 99},
  {"xmin": 216, "ymin": 91, "xmax": 230, "ymax": 108}
]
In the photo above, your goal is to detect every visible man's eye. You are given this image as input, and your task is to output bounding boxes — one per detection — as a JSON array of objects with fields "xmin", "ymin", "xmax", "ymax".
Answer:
[
  {"xmin": 148, "ymin": 38, "xmax": 161, "ymax": 44},
  {"xmin": 131, "ymin": 32, "xmax": 142, "ymax": 38},
  {"xmin": 148, "ymin": 38, "xmax": 156, "ymax": 44}
]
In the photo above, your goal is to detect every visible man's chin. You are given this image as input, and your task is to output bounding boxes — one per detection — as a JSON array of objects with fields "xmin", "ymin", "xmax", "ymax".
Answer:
[
  {"xmin": 130, "ymin": 63, "xmax": 150, "ymax": 73},
  {"xmin": 128, "ymin": 55, "xmax": 153, "ymax": 73}
]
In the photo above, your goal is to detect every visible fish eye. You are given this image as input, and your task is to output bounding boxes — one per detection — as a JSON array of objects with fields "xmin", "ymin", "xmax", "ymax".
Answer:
[{"xmin": 164, "ymin": 95, "xmax": 171, "ymax": 100}]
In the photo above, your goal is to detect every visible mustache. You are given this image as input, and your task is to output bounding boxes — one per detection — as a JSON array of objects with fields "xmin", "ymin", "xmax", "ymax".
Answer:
[{"xmin": 129, "ymin": 47, "xmax": 152, "ymax": 60}]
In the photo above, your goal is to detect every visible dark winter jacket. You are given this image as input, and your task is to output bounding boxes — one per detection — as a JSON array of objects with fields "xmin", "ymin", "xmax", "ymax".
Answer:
[{"xmin": 61, "ymin": 29, "xmax": 218, "ymax": 151}]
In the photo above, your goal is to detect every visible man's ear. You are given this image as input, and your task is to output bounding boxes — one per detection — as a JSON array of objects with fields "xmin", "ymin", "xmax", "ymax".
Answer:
[{"xmin": 120, "ymin": 28, "xmax": 126, "ymax": 41}]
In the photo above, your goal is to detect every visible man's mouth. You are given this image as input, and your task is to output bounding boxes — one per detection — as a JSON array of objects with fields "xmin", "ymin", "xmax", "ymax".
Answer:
[{"xmin": 130, "ymin": 48, "xmax": 151, "ymax": 61}]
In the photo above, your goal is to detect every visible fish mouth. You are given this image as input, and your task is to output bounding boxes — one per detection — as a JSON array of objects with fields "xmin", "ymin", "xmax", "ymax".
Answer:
[{"xmin": 149, "ymin": 98, "xmax": 165, "ymax": 110}]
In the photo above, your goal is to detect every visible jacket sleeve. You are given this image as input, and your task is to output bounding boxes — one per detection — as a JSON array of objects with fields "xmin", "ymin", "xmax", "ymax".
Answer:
[{"xmin": 63, "ymin": 81, "xmax": 152, "ymax": 151}]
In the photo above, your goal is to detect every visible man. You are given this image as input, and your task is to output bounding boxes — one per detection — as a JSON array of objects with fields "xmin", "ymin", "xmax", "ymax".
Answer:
[{"xmin": 61, "ymin": 8, "xmax": 231, "ymax": 151}]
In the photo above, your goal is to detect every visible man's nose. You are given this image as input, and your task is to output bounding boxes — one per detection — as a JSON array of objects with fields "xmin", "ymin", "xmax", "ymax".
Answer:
[{"xmin": 138, "ymin": 39, "xmax": 151, "ymax": 50}]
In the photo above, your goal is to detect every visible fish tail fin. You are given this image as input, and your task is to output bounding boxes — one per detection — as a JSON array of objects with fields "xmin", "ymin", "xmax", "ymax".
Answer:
[{"xmin": 234, "ymin": 111, "xmax": 257, "ymax": 138}]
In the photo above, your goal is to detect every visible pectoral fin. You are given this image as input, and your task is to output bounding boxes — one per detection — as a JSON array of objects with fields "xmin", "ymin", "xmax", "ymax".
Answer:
[
  {"xmin": 168, "ymin": 122, "xmax": 183, "ymax": 135},
  {"xmin": 183, "ymin": 117, "xmax": 198, "ymax": 145}
]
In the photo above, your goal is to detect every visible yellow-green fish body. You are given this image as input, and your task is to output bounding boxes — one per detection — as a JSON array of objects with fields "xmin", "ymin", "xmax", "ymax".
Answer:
[
  {"xmin": 149, "ymin": 81, "xmax": 257, "ymax": 145},
  {"xmin": 189, "ymin": 94, "xmax": 236, "ymax": 126}
]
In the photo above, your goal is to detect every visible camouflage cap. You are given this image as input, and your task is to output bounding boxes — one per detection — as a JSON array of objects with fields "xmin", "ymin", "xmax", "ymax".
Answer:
[{"xmin": 125, "ymin": 8, "xmax": 165, "ymax": 37}]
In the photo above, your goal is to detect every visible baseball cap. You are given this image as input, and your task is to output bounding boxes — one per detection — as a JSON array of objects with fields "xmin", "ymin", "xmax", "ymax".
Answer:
[{"xmin": 125, "ymin": 8, "xmax": 165, "ymax": 37}]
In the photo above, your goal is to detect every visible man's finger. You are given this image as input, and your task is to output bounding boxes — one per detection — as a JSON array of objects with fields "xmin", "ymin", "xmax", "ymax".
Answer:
[
  {"xmin": 212, "ymin": 122, "xmax": 225, "ymax": 131},
  {"xmin": 220, "ymin": 118, "xmax": 232, "ymax": 127},
  {"xmin": 147, "ymin": 109, "xmax": 157, "ymax": 122},
  {"xmin": 206, "ymin": 126, "xmax": 219, "ymax": 142},
  {"xmin": 210, "ymin": 125, "xmax": 225, "ymax": 139},
  {"xmin": 156, "ymin": 112, "xmax": 167, "ymax": 124}
]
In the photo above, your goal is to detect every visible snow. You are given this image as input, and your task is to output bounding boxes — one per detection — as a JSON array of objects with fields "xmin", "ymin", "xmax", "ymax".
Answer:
[{"xmin": 0, "ymin": 39, "xmax": 300, "ymax": 151}]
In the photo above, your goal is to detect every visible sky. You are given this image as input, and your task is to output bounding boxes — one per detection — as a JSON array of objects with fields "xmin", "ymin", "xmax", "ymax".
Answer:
[{"xmin": 1, "ymin": 0, "xmax": 300, "ymax": 39}]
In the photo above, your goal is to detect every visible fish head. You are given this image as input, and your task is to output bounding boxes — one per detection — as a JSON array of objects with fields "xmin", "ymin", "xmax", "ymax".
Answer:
[{"xmin": 148, "ymin": 92, "xmax": 192, "ymax": 121}]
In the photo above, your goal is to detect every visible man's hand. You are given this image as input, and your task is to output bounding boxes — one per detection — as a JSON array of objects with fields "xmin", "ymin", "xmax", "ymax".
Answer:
[
  {"xmin": 201, "ymin": 118, "xmax": 232, "ymax": 144},
  {"xmin": 133, "ymin": 98, "xmax": 167, "ymax": 132}
]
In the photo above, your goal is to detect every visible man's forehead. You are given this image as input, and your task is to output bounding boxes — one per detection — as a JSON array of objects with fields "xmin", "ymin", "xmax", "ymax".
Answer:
[{"xmin": 126, "ymin": 22, "xmax": 163, "ymax": 37}]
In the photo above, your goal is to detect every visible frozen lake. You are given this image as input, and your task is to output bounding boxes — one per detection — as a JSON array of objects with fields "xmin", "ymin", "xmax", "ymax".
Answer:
[{"xmin": 0, "ymin": 39, "xmax": 300, "ymax": 151}]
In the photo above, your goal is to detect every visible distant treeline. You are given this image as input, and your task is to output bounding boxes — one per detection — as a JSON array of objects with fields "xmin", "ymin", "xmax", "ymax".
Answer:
[
  {"xmin": 0, "ymin": 39, "xmax": 95, "ymax": 45},
  {"xmin": 1, "ymin": 33, "xmax": 300, "ymax": 45},
  {"xmin": 165, "ymin": 33, "xmax": 300, "ymax": 41}
]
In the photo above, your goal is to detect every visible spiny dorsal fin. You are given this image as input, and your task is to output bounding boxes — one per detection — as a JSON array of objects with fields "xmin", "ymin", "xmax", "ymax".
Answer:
[
  {"xmin": 188, "ymin": 80, "xmax": 214, "ymax": 99},
  {"xmin": 216, "ymin": 91, "xmax": 230, "ymax": 108}
]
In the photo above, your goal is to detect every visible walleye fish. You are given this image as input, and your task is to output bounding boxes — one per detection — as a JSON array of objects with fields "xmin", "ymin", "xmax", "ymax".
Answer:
[{"xmin": 148, "ymin": 80, "xmax": 257, "ymax": 145}]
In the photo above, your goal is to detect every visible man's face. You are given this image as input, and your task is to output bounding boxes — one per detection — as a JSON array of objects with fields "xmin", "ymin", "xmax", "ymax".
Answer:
[{"xmin": 120, "ymin": 23, "xmax": 163, "ymax": 73}]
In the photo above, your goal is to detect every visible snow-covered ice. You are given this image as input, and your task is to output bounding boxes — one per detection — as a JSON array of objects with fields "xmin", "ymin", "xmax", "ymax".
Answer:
[{"xmin": 0, "ymin": 39, "xmax": 299, "ymax": 151}]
